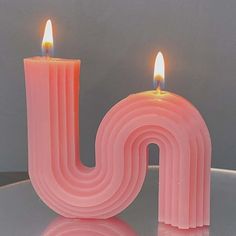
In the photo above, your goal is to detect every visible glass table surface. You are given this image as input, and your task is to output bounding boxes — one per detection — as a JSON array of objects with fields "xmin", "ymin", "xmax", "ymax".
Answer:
[{"xmin": 0, "ymin": 167, "xmax": 235, "ymax": 236}]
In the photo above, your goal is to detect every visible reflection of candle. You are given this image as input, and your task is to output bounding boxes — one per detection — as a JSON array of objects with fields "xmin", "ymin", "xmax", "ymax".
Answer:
[
  {"xmin": 158, "ymin": 223, "xmax": 209, "ymax": 236},
  {"xmin": 153, "ymin": 51, "xmax": 165, "ymax": 94},
  {"xmin": 100, "ymin": 56, "xmax": 211, "ymax": 229},
  {"xmin": 43, "ymin": 217, "xmax": 138, "ymax": 236},
  {"xmin": 43, "ymin": 218, "xmax": 209, "ymax": 236},
  {"xmin": 24, "ymin": 20, "xmax": 211, "ymax": 230}
]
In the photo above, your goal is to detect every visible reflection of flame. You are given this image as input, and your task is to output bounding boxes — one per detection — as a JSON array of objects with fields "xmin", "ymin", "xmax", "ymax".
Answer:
[
  {"xmin": 43, "ymin": 217, "xmax": 139, "ymax": 236},
  {"xmin": 158, "ymin": 223, "xmax": 209, "ymax": 236},
  {"xmin": 153, "ymin": 51, "xmax": 165, "ymax": 92},
  {"xmin": 41, "ymin": 19, "xmax": 53, "ymax": 56}
]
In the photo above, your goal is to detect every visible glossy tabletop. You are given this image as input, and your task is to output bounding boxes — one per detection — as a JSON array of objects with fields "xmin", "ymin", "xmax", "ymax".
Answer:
[{"xmin": 0, "ymin": 167, "xmax": 235, "ymax": 236}]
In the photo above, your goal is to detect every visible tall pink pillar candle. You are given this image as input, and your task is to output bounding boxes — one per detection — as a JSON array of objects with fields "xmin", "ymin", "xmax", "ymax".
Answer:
[{"xmin": 24, "ymin": 21, "xmax": 211, "ymax": 229}]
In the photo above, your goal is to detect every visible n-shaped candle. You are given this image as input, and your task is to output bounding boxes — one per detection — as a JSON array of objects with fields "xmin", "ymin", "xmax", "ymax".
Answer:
[{"xmin": 24, "ymin": 20, "xmax": 211, "ymax": 229}]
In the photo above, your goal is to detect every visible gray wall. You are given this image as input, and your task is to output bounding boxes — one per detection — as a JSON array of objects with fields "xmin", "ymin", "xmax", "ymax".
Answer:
[{"xmin": 0, "ymin": 0, "xmax": 235, "ymax": 171}]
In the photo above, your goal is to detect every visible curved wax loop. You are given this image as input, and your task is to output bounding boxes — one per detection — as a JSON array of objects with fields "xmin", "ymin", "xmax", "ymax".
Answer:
[{"xmin": 24, "ymin": 59, "xmax": 211, "ymax": 229}]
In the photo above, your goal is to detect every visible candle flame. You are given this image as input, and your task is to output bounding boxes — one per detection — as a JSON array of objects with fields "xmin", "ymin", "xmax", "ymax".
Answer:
[
  {"xmin": 42, "ymin": 19, "xmax": 53, "ymax": 56},
  {"xmin": 153, "ymin": 51, "xmax": 165, "ymax": 93}
]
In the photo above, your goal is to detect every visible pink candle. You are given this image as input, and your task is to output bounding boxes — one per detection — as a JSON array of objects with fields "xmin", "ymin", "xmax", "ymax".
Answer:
[{"xmin": 24, "ymin": 20, "xmax": 211, "ymax": 229}]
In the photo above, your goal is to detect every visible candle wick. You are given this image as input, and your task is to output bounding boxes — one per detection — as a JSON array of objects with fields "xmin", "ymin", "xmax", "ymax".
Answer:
[
  {"xmin": 42, "ymin": 42, "xmax": 53, "ymax": 57},
  {"xmin": 153, "ymin": 78, "xmax": 162, "ymax": 95}
]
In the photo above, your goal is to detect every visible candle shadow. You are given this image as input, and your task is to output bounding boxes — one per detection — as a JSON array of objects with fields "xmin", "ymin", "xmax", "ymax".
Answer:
[
  {"xmin": 42, "ymin": 216, "xmax": 139, "ymax": 236},
  {"xmin": 157, "ymin": 223, "xmax": 210, "ymax": 236}
]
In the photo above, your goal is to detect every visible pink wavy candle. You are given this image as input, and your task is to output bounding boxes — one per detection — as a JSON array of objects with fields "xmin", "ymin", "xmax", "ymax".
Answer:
[{"xmin": 24, "ymin": 57, "xmax": 211, "ymax": 229}]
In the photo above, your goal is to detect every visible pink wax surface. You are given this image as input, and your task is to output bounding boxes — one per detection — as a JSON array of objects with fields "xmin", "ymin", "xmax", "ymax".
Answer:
[{"xmin": 24, "ymin": 57, "xmax": 211, "ymax": 229}]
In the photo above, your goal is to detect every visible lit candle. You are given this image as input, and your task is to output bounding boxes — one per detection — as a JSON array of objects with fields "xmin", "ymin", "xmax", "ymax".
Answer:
[{"xmin": 24, "ymin": 20, "xmax": 211, "ymax": 230}]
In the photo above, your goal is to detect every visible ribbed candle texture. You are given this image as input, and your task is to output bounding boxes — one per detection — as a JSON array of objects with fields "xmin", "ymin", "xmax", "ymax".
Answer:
[{"xmin": 24, "ymin": 57, "xmax": 211, "ymax": 229}]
